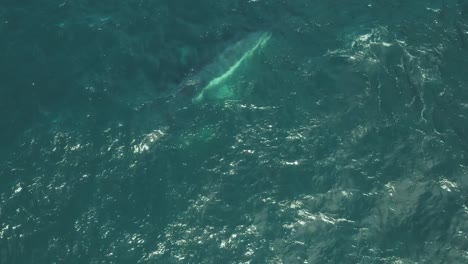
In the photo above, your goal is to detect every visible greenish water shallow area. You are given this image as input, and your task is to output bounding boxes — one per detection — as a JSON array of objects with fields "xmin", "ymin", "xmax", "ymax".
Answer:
[{"xmin": 1, "ymin": 1, "xmax": 468, "ymax": 263}]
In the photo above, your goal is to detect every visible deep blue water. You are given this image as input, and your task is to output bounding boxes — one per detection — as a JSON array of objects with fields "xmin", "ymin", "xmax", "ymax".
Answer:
[{"xmin": 1, "ymin": 0, "xmax": 468, "ymax": 263}]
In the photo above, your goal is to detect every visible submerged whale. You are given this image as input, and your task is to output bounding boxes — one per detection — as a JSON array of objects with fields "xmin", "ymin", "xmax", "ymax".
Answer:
[
  {"xmin": 133, "ymin": 32, "xmax": 272, "ymax": 153},
  {"xmin": 175, "ymin": 31, "xmax": 272, "ymax": 103}
]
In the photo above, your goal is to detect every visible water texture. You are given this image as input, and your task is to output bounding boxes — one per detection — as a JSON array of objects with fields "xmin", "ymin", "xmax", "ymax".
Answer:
[{"xmin": 1, "ymin": 0, "xmax": 468, "ymax": 263}]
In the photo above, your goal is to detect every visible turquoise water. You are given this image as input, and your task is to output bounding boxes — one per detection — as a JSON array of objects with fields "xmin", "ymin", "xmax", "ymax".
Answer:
[{"xmin": 1, "ymin": 1, "xmax": 468, "ymax": 263}]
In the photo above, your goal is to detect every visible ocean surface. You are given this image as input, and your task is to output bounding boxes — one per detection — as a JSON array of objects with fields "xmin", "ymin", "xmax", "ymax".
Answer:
[{"xmin": 1, "ymin": 0, "xmax": 468, "ymax": 263}]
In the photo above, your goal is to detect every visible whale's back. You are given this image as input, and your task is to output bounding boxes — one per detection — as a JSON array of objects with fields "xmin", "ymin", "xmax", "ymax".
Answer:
[{"xmin": 174, "ymin": 31, "xmax": 271, "ymax": 102}]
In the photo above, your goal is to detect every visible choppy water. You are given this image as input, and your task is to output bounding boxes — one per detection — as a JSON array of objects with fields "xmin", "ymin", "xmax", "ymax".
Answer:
[{"xmin": 2, "ymin": 1, "xmax": 468, "ymax": 263}]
